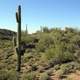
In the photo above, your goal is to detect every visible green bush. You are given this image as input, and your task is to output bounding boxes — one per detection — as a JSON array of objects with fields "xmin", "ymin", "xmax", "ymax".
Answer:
[
  {"xmin": 62, "ymin": 51, "xmax": 74, "ymax": 63},
  {"xmin": 60, "ymin": 62, "xmax": 80, "ymax": 74},
  {"xmin": 36, "ymin": 33, "xmax": 54, "ymax": 52},
  {"xmin": 0, "ymin": 69, "xmax": 17, "ymax": 80},
  {"xmin": 31, "ymin": 64, "xmax": 38, "ymax": 71},
  {"xmin": 0, "ymin": 70, "xmax": 8, "ymax": 80},
  {"xmin": 53, "ymin": 64, "xmax": 60, "ymax": 70},
  {"xmin": 40, "ymin": 73, "xmax": 49, "ymax": 80},
  {"xmin": 7, "ymin": 70, "xmax": 17, "ymax": 80},
  {"xmin": 22, "ymin": 72, "xmax": 36, "ymax": 80},
  {"xmin": 44, "ymin": 43, "xmax": 74, "ymax": 64}
]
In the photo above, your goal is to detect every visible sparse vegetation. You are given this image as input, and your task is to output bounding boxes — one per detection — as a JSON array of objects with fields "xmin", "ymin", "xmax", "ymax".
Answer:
[
  {"xmin": 0, "ymin": 27, "xmax": 80, "ymax": 80},
  {"xmin": 40, "ymin": 73, "xmax": 49, "ymax": 80}
]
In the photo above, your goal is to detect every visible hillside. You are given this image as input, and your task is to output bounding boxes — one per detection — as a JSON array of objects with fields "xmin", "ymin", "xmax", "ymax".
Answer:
[
  {"xmin": 0, "ymin": 27, "xmax": 80, "ymax": 80},
  {"xmin": 0, "ymin": 29, "xmax": 16, "ymax": 40}
]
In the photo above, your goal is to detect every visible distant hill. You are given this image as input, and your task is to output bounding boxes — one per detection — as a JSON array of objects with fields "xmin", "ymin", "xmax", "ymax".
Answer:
[{"xmin": 0, "ymin": 29, "xmax": 16, "ymax": 40}]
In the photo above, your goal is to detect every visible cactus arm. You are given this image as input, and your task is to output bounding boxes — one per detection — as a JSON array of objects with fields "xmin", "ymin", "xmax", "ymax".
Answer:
[{"xmin": 16, "ymin": 12, "xmax": 19, "ymax": 23}]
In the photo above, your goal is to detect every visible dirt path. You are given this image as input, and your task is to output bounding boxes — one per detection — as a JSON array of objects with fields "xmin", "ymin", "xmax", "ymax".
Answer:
[{"xmin": 67, "ymin": 71, "xmax": 80, "ymax": 80}]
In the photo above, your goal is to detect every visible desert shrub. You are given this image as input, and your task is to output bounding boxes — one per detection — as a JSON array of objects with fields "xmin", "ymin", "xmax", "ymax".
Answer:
[
  {"xmin": 21, "ymin": 32, "xmax": 34, "ymax": 44},
  {"xmin": 36, "ymin": 33, "xmax": 54, "ymax": 52},
  {"xmin": 0, "ymin": 63, "xmax": 5, "ymax": 70},
  {"xmin": 54, "ymin": 69, "xmax": 65, "ymax": 79},
  {"xmin": 31, "ymin": 64, "xmax": 38, "ymax": 71},
  {"xmin": 53, "ymin": 64, "xmax": 60, "ymax": 70},
  {"xmin": 42, "ymin": 27, "xmax": 50, "ymax": 33},
  {"xmin": 52, "ymin": 63, "xmax": 76, "ymax": 79},
  {"xmin": 24, "ymin": 53, "xmax": 33, "ymax": 62},
  {"xmin": 74, "ymin": 63, "xmax": 80, "ymax": 70},
  {"xmin": 45, "ymin": 41, "xmax": 64, "ymax": 61},
  {"xmin": 0, "ymin": 69, "xmax": 17, "ymax": 80},
  {"xmin": 0, "ymin": 40, "xmax": 11, "ymax": 49},
  {"xmin": 68, "ymin": 62, "xmax": 80, "ymax": 70},
  {"xmin": 22, "ymin": 72, "xmax": 36, "ymax": 80},
  {"xmin": 7, "ymin": 70, "xmax": 17, "ymax": 80},
  {"xmin": 45, "ymin": 68, "xmax": 54, "ymax": 75},
  {"xmin": 40, "ymin": 73, "xmax": 49, "ymax": 80},
  {"xmin": 60, "ymin": 62, "xmax": 80, "ymax": 74},
  {"xmin": 44, "ymin": 45, "xmax": 74, "ymax": 65},
  {"xmin": 61, "ymin": 51, "xmax": 74, "ymax": 63},
  {"xmin": 0, "ymin": 69, "xmax": 8, "ymax": 80}
]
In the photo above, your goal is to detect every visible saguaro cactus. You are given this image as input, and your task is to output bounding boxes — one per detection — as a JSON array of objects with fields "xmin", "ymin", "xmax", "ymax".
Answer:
[
  {"xmin": 26, "ymin": 24, "xmax": 28, "ymax": 34},
  {"xmin": 16, "ymin": 5, "xmax": 22, "ymax": 72},
  {"xmin": 13, "ymin": 5, "xmax": 25, "ymax": 72}
]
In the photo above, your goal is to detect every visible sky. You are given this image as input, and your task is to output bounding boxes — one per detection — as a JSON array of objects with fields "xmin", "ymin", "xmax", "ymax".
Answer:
[{"xmin": 0, "ymin": 0, "xmax": 80, "ymax": 33}]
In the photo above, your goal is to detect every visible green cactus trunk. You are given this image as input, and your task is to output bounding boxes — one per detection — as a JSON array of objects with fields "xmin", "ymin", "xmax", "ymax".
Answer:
[
  {"xmin": 16, "ymin": 5, "xmax": 21, "ymax": 72},
  {"xmin": 17, "ymin": 5, "xmax": 21, "ymax": 47}
]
